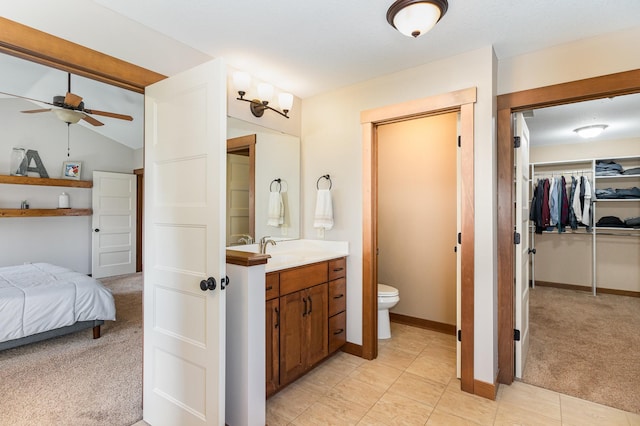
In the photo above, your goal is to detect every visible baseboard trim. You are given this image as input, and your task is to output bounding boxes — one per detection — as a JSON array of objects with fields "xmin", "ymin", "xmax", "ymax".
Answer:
[
  {"xmin": 341, "ymin": 342, "xmax": 363, "ymax": 358},
  {"xmin": 533, "ymin": 280, "xmax": 640, "ymax": 298},
  {"xmin": 474, "ymin": 378, "xmax": 497, "ymax": 401},
  {"xmin": 389, "ymin": 313, "xmax": 456, "ymax": 335}
]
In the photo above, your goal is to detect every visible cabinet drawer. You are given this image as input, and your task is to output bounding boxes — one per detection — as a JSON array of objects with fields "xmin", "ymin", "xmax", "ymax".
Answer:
[
  {"xmin": 265, "ymin": 273, "xmax": 280, "ymax": 300},
  {"xmin": 328, "ymin": 311, "xmax": 346, "ymax": 353},
  {"xmin": 328, "ymin": 278, "xmax": 346, "ymax": 317},
  {"xmin": 279, "ymin": 262, "xmax": 328, "ymax": 296},
  {"xmin": 328, "ymin": 257, "xmax": 346, "ymax": 281}
]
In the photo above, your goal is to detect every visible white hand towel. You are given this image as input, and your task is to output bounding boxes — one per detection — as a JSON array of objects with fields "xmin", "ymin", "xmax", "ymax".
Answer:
[
  {"xmin": 313, "ymin": 189, "xmax": 333, "ymax": 230},
  {"xmin": 267, "ymin": 192, "xmax": 284, "ymax": 227}
]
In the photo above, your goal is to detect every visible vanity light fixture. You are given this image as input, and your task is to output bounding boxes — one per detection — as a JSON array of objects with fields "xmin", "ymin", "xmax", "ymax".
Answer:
[
  {"xmin": 574, "ymin": 124, "xmax": 608, "ymax": 139},
  {"xmin": 386, "ymin": 0, "xmax": 448, "ymax": 38},
  {"xmin": 233, "ymin": 71, "xmax": 293, "ymax": 119}
]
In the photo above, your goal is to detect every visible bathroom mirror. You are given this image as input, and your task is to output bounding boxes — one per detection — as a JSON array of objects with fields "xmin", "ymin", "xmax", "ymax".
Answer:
[{"xmin": 227, "ymin": 117, "xmax": 300, "ymax": 246}]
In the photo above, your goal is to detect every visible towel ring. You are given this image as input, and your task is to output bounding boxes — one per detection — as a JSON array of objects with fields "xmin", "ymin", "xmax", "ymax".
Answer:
[
  {"xmin": 316, "ymin": 174, "xmax": 332, "ymax": 190},
  {"xmin": 270, "ymin": 178, "xmax": 282, "ymax": 193}
]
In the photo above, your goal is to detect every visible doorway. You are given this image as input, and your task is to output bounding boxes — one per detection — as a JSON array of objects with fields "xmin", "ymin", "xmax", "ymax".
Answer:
[
  {"xmin": 376, "ymin": 112, "xmax": 459, "ymax": 338},
  {"xmin": 361, "ymin": 87, "xmax": 478, "ymax": 394},
  {"xmin": 496, "ymin": 68, "xmax": 640, "ymax": 384}
]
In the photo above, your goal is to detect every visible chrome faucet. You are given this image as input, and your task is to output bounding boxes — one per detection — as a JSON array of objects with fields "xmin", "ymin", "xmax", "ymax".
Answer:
[
  {"xmin": 259, "ymin": 236, "xmax": 276, "ymax": 254},
  {"xmin": 237, "ymin": 234, "xmax": 254, "ymax": 245}
]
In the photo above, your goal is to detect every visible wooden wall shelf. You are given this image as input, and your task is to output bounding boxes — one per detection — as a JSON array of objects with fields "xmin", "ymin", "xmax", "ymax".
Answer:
[
  {"xmin": 0, "ymin": 175, "xmax": 93, "ymax": 188},
  {"xmin": 0, "ymin": 208, "xmax": 93, "ymax": 218}
]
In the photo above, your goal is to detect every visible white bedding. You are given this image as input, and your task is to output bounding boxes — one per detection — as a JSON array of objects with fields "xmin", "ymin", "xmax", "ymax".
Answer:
[{"xmin": 0, "ymin": 263, "xmax": 116, "ymax": 343}]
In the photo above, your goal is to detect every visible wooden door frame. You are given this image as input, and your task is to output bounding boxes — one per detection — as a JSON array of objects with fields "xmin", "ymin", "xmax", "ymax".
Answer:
[
  {"xmin": 361, "ymin": 87, "xmax": 477, "ymax": 394},
  {"xmin": 496, "ymin": 68, "xmax": 640, "ymax": 384},
  {"xmin": 227, "ymin": 134, "xmax": 257, "ymax": 241}
]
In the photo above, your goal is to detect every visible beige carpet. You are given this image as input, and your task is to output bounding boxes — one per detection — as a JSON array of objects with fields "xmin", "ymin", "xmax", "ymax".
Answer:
[
  {"xmin": 522, "ymin": 286, "xmax": 640, "ymax": 414},
  {"xmin": 0, "ymin": 272, "xmax": 143, "ymax": 426}
]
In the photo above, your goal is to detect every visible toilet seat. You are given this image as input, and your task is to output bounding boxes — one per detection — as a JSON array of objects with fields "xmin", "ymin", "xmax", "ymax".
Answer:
[{"xmin": 378, "ymin": 283, "xmax": 399, "ymax": 297}]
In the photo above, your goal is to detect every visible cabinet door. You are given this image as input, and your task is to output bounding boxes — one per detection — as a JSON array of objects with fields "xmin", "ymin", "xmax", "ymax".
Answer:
[
  {"xmin": 279, "ymin": 291, "xmax": 306, "ymax": 386},
  {"xmin": 305, "ymin": 283, "xmax": 329, "ymax": 368},
  {"xmin": 266, "ymin": 298, "xmax": 280, "ymax": 398}
]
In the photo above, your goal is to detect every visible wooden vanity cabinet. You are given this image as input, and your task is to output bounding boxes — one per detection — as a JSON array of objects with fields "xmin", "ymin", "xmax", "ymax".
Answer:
[
  {"xmin": 265, "ymin": 273, "xmax": 280, "ymax": 398},
  {"xmin": 328, "ymin": 258, "xmax": 347, "ymax": 353},
  {"xmin": 266, "ymin": 256, "xmax": 347, "ymax": 396}
]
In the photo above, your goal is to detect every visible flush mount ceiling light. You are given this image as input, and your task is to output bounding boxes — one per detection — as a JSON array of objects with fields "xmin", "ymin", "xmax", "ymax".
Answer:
[
  {"xmin": 233, "ymin": 71, "xmax": 293, "ymax": 119},
  {"xmin": 387, "ymin": 0, "xmax": 448, "ymax": 38},
  {"xmin": 574, "ymin": 124, "xmax": 608, "ymax": 139}
]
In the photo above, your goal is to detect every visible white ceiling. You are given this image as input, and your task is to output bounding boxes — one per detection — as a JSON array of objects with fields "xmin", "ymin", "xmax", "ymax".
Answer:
[{"xmin": 1, "ymin": 0, "xmax": 639, "ymax": 148}]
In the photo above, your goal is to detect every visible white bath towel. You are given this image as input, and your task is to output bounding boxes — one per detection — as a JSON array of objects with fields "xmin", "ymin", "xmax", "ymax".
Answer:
[
  {"xmin": 313, "ymin": 189, "xmax": 334, "ymax": 230},
  {"xmin": 267, "ymin": 191, "xmax": 284, "ymax": 227}
]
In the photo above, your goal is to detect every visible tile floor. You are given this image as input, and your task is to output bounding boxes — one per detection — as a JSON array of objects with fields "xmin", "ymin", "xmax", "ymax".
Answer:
[{"xmin": 265, "ymin": 322, "xmax": 640, "ymax": 426}]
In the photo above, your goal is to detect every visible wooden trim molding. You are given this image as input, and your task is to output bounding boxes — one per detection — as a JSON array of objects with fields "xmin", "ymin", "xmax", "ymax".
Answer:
[
  {"xmin": 361, "ymin": 87, "xmax": 476, "ymax": 393},
  {"xmin": 474, "ymin": 379, "xmax": 498, "ymax": 401},
  {"xmin": 341, "ymin": 342, "xmax": 364, "ymax": 358},
  {"xmin": 534, "ymin": 280, "xmax": 640, "ymax": 298},
  {"xmin": 496, "ymin": 68, "xmax": 640, "ymax": 385},
  {"xmin": 0, "ymin": 17, "xmax": 166, "ymax": 93},
  {"xmin": 389, "ymin": 313, "xmax": 455, "ymax": 335}
]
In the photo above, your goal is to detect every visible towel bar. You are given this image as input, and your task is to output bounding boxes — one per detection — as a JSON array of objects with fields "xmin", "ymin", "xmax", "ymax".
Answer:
[{"xmin": 316, "ymin": 174, "xmax": 332, "ymax": 190}]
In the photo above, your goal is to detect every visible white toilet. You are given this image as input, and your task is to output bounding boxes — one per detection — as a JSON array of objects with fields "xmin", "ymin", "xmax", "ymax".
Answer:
[{"xmin": 377, "ymin": 283, "xmax": 400, "ymax": 339}]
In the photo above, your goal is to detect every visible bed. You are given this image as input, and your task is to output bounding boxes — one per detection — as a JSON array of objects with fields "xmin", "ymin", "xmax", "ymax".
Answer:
[{"xmin": 0, "ymin": 262, "xmax": 116, "ymax": 351}]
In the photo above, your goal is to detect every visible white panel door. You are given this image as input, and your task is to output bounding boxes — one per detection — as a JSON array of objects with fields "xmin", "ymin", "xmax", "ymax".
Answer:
[
  {"xmin": 143, "ymin": 58, "xmax": 227, "ymax": 426},
  {"xmin": 515, "ymin": 112, "xmax": 531, "ymax": 378},
  {"xmin": 226, "ymin": 153, "xmax": 250, "ymax": 245},
  {"xmin": 91, "ymin": 171, "xmax": 136, "ymax": 278}
]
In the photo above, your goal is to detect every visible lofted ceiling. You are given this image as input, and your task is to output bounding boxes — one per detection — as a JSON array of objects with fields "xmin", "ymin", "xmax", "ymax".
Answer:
[{"xmin": 0, "ymin": 0, "xmax": 639, "ymax": 149}]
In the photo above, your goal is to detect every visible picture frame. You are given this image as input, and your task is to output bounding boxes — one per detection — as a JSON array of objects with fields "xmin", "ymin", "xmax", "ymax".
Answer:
[{"xmin": 61, "ymin": 161, "xmax": 82, "ymax": 180}]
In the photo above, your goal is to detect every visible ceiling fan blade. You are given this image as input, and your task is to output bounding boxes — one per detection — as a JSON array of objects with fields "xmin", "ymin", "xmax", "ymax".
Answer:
[
  {"xmin": 81, "ymin": 114, "xmax": 104, "ymax": 126},
  {"xmin": 21, "ymin": 108, "xmax": 53, "ymax": 114},
  {"xmin": 64, "ymin": 92, "xmax": 83, "ymax": 108},
  {"xmin": 0, "ymin": 91, "xmax": 56, "ymax": 107},
  {"xmin": 84, "ymin": 108, "xmax": 133, "ymax": 121}
]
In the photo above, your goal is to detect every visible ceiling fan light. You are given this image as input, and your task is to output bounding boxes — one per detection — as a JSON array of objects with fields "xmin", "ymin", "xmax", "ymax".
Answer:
[
  {"xmin": 387, "ymin": 0, "xmax": 448, "ymax": 38},
  {"xmin": 53, "ymin": 109, "xmax": 84, "ymax": 124},
  {"xmin": 574, "ymin": 124, "xmax": 608, "ymax": 139}
]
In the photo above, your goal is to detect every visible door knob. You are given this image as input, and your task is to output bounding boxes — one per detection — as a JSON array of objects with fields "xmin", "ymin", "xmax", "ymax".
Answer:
[
  {"xmin": 94, "ymin": 228, "xmax": 100, "ymax": 232},
  {"xmin": 200, "ymin": 277, "xmax": 216, "ymax": 291}
]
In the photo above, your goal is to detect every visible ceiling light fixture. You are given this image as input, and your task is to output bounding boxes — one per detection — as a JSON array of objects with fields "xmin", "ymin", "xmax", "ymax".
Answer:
[
  {"xmin": 574, "ymin": 124, "xmax": 608, "ymax": 139},
  {"xmin": 52, "ymin": 108, "xmax": 84, "ymax": 124},
  {"xmin": 233, "ymin": 72, "xmax": 293, "ymax": 119},
  {"xmin": 387, "ymin": 0, "xmax": 448, "ymax": 38}
]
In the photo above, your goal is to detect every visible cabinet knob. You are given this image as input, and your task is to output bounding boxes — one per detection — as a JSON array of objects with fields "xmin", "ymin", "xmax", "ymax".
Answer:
[{"xmin": 94, "ymin": 228, "xmax": 100, "ymax": 232}]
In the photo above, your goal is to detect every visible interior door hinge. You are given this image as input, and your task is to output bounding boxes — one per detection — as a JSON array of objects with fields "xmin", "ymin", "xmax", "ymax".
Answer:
[
  {"xmin": 514, "ymin": 231, "xmax": 521, "ymax": 245},
  {"xmin": 514, "ymin": 329, "xmax": 521, "ymax": 341},
  {"xmin": 457, "ymin": 232, "xmax": 461, "ymax": 245},
  {"xmin": 457, "ymin": 135, "xmax": 461, "ymax": 147},
  {"xmin": 514, "ymin": 136, "xmax": 521, "ymax": 148},
  {"xmin": 457, "ymin": 329, "xmax": 462, "ymax": 342}
]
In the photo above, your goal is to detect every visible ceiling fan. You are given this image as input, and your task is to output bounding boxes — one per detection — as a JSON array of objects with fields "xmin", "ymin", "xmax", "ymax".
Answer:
[{"xmin": 3, "ymin": 73, "xmax": 133, "ymax": 126}]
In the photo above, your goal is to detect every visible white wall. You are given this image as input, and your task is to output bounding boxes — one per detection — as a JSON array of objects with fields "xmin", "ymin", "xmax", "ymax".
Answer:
[
  {"xmin": 300, "ymin": 46, "xmax": 498, "ymax": 383},
  {"xmin": 498, "ymin": 26, "xmax": 640, "ymax": 95},
  {"xmin": 0, "ymin": 98, "xmax": 137, "ymax": 273}
]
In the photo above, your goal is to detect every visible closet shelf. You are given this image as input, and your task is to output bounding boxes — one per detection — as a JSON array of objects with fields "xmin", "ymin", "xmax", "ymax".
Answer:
[
  {"xmin": 0, "ymin": 208, "xmax": 92, "ymax": 218},
  {"xmin": 0, "ymin": 175, "xmax": 92, "ymax": 188},
  {"xmin": 595, "ymin": 175, "xmax": 640, "ymax": 179},
  {"xmin": 594, "ymin": 198, "xmax": 640, "ymax": 202}
]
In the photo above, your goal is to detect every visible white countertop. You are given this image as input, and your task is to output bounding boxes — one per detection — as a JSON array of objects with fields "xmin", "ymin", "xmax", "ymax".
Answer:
[{"xmin": 228, "ymin": 239, "xmax": 349, "ymax": 272}]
